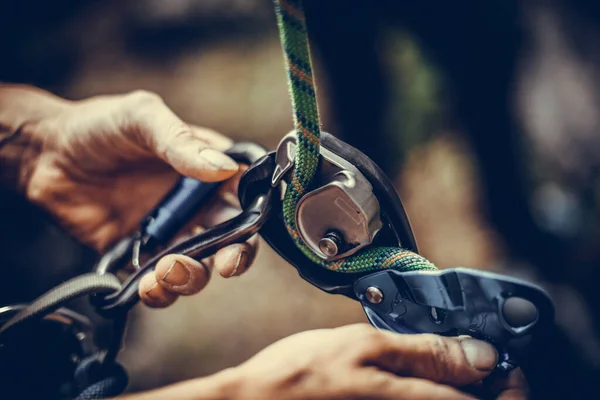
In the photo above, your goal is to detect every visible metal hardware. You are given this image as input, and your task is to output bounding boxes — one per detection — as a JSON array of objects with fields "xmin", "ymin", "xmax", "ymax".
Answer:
[
  {"xmin": 273, "ymin": 131, "xmax": 383, "ymax": 261},
  {"xmin": 94, "ymin": 189, "xmax": 274, "ymax": 316},
  {"xmin": 319, "ymin": 231, "xmax": 343, "ymax": 257},
  {"xmin": 94, "ymin": 142, "xmax": 268, "ymax": 277},
  {"xmin": 241, "ymin": 132, "xmax": 419, "ymax": 299},
  {"xmin": 92, "ymin": 142, "xmax": 271, "ymax": 316},
  {"xmin": 365, "ymin": 287, "xmax": 384, "ymax": 304}
]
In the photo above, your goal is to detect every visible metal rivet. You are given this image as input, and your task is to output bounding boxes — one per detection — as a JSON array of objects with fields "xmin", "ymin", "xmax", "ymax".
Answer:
[
  {"xmin": 365, "ymin": 287, "xmax": 384, "ymax": 304},
  {"xmin": 319, "ymin": 232, "xmax": 343, "ymax": 257}
]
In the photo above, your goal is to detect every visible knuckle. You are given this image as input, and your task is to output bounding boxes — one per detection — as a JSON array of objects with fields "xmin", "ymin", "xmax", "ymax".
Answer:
[
  {"xmin": 422, "ymin": 335, "xmax": 454, "ymax": 380},
  {"xmin": 165, "ymin": 120, "xmax": 193, "ymax": 141},
  {"xmin": 345, "ymin": 323, "xmax": 378, "ymax": 337},
  {"xmin": 361, "ymin": 326, "xmax": 387, "ymax": 343},
  {"xmin": 126, "ymin": 89, "xmax": 163, "ymax": 106},
  {"xmin": 26, "ymin": 181, "xmax": 46, "ymax": 203},
  {"xmin": 425, "ymin": 335, "xmax": 452, "ymax": 359},
  {"xmin": 155, "ymin": 122, "xmax": 193, "ymax": 161},
  {"xmin": 346, "ymin": 325, "xmax": 391, "ymax": 355},
  {"xmin": 123, "ymin": 90, "xmax": 164, "ymax": 124}
]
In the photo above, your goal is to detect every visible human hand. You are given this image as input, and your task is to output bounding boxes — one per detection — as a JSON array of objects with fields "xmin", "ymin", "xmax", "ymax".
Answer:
[
  {"xmin": 1, "ymin": 85, "xmax": 257, "ymax": 307},
  {"xmin": 232, "ymin": 324, "xmax": 527, "ymax": 400},
  {"xmin": 119, "ymin": 324, "xmax": 528, "ymax": 400}
]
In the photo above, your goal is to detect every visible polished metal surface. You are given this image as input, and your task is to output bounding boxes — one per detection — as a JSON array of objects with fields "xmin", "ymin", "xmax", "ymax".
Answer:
[
  {"xmin": 365, "ymin": 287, "xmax": 384, "ymax": 304},
  {"xmin": 273, "ymin": 131, "xmax": 383, "ymax": 261},
  {"xmin": 318, "ymin": 232, "xmax": 342, "ymax": 257}
]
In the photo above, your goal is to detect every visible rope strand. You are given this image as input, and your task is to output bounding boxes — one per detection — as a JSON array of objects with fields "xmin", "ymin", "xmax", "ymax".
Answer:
[{"xmin": 273, "ymin": 0, "xmax": 437, "ymax": 273}]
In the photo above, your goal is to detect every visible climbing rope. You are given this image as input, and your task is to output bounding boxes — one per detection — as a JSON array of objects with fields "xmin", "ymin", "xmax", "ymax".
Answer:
[{"xmin": 273, "ymin": 0, "xmax": 437, "ymax": 273}]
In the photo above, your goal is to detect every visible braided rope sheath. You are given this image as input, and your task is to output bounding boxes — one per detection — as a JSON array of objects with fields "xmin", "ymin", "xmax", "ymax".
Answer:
[{"xmin": 273, "ymin": 0, "xmax": 437, "ymax": 273}]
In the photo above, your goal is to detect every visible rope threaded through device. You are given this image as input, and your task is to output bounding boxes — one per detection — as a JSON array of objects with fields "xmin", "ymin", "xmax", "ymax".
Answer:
[{"xmin": 273, "ymin": 0, "xmax": 437, "ymax": 273}]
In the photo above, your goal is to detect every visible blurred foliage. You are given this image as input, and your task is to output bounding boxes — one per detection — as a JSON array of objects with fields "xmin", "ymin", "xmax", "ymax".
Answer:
[{"xmin": 383, "ymin": 28, "xmax": 447, "ymax": 173}]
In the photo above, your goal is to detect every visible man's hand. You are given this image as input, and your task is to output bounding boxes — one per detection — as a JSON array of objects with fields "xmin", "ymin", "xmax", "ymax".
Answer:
[
  {"xmin": 117, "ymin": 324, "xmax": 528, "ymax": 400},
  {"xmin": 0, "ymin": 85, "xmax": 257, "ymax": 308}
]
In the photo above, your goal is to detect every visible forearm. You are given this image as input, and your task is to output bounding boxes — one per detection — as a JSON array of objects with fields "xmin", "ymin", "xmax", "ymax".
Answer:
[
  {"xmin": 0, "ymin": 84, "xmax": 70, "ymax": 191},
  {"xmin": 113, "ymin": 368, "xmax": 244, "ymax": 400}
]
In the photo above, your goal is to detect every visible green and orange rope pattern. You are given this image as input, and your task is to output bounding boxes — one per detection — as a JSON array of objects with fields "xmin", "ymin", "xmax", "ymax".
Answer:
[{"xmin": 273, "ymin": 0, "xmax": 437, "ymax": 274}]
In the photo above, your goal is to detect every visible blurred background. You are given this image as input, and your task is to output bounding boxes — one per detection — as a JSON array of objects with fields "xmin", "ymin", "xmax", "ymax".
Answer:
[{"xmin": 2, "ymin": 0, "xmax": 600, "ymax": 397}]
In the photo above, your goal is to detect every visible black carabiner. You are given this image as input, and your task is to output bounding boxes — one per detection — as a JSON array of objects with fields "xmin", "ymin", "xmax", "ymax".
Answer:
[
  {"xmin": 94, "ymin": 141, "xmax": 269, "ymax": 276},
  {"xmin": 92, "ymin": 143, "xmax": 275, "ymax": 316},
  {"xmin": 94, "ymin": 175, "xmax": 275, "ymax": 316}
]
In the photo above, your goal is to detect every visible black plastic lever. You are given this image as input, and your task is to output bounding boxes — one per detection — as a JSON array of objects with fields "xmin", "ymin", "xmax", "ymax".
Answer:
[{"xmin": 354, "ymin": 267, "xmax": 555, "ymax": 372}]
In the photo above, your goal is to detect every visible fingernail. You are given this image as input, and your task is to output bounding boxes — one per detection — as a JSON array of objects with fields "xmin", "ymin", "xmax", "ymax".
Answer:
[
  {"xmin": 162, "ymin": 260, "xmax": 191, "ymax": 286},
  {"xmin": 229, "ymin": 249, "xmax": 249, "ymax": 277},
  {"xmin": 145, "ymin": 282, "xmax": 161, "ymax": 300},
  {"xmin": 461, "ymin": 339, "xmax": 498, "ymax": 371},
  {"xmin": 199, "ymin": 148, "xmax": 238, "ymax": 171}
]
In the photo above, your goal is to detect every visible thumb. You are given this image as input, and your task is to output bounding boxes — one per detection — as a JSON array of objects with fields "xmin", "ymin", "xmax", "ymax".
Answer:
[
  {"xmin": 127, "ymin": 91, "xmax": 239, "ymax": 182},
  {"xmin": 157, "ymin": 130, "xmax": 239, "ymax": 182},
  {"xmin": 369, "ymin": 332, "xmax": 499, "ymax": 387}
]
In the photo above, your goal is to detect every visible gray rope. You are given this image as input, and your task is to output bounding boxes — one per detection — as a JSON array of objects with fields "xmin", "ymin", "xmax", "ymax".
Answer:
[{"xmin": 0, "ymin": 273, "xmax": 121, "ymax": 337}]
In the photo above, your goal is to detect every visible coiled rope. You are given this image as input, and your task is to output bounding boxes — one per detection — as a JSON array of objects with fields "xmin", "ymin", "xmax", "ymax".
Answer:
[{"xmin": 273, "ymin": 0, "xmax": 437, "ymax": 273}]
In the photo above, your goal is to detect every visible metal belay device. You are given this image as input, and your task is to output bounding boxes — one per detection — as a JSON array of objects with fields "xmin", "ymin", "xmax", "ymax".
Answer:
[
  {"xmin": 238, "ymin": 130, "xmax": 555, "ymax": 373},
  {"xmin": 0, "ymin": 0, "xmax": 555, "ymax": 399}
]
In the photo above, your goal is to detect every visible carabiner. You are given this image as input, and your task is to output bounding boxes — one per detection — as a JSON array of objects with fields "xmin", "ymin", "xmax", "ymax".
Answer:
[
  {"xmin": 92, "ymin": 142, "xmax": 274, "ymax": 316},
  {"xmin": 94, "ymin": 176, "xmax": 275, "ymax": 316},
  {"xmin": 94, "ymin": 141, "xmax": 269, "ymax": 276}
]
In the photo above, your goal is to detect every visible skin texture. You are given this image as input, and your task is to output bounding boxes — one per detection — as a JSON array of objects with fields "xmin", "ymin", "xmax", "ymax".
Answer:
[
  {"xmin": 116, "ymin": 324, "xmax": 528, "ymax": 400},
  {"xmin": 0, "ymin": 85, "xmax": 257, "ymax": 308},
  {"xmin": 0, "ymin": 85, "xmax": 528, "ymax": 398}
]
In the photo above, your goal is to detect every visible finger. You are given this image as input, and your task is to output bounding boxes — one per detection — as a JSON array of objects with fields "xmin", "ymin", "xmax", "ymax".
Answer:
[
  {"xmin": 197, "ymin": 166, "xmax": 249, "ymax": 228},
  {"xmin": 127, "ymin": 91, "xmax": 238, "ymax": 182},
  {"xmin": 360, "ymin": 374, "xmax": 476, "ymax": 400},
  {"xmin": 215, "ymin": 164, "xmax": 248, "ymax": 207},
  {"xmin": 159, "ymin": 131, "xmax": 238, "ymax": 183},
  {"xmin": 139, "ymin": 272, "xmax": 178, "ymax": 308},
  {"xmin": 490, "ymin": 369, "xmax": 529, "ymax": 400},
  {"xmin": 213, "ymin": 237, "xmax": 258, "ymax": 278},
  {"xmin": 188, "ymin": 125, "xmax": 233, "ymax": 152},
  {"xmin": 154, "ymin": 254, "xmax": 211, "ymax": 295},
  {"xmin": 363, "ymin": 330, "xmax": 498, "ymax": 386}
]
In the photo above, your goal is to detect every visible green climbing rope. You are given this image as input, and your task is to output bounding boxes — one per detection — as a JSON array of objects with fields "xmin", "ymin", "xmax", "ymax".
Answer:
[{"xmin": 273, "ymin": 0, "xmax": 437, "ymax": 273}]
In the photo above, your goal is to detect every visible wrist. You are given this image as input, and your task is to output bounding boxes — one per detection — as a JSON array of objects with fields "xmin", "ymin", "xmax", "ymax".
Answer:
[
  {"xmin": 0, "ymin": 84, "xmax": 70, "ymax": 192},
  {"xmin": 114, "ymin": 367, "xmax": 245, "ymax": 400}
]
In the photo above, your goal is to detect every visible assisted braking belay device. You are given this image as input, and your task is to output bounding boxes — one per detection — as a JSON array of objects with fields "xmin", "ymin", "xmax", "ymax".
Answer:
[{"xmin": 0, "ymin": 0, "xmax": 554, "ymax": 398}]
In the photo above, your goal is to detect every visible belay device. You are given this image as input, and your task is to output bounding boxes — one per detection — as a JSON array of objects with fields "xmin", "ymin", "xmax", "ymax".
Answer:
[{"xmin": 0, "ymin": 0, "xmax": 554, "ymax": 398}]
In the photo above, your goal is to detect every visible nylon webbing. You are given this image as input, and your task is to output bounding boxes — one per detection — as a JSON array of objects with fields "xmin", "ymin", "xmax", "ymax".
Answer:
[{"xmin": 273, "ymin": 0, "xmax": 437, "ymax": 273}]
